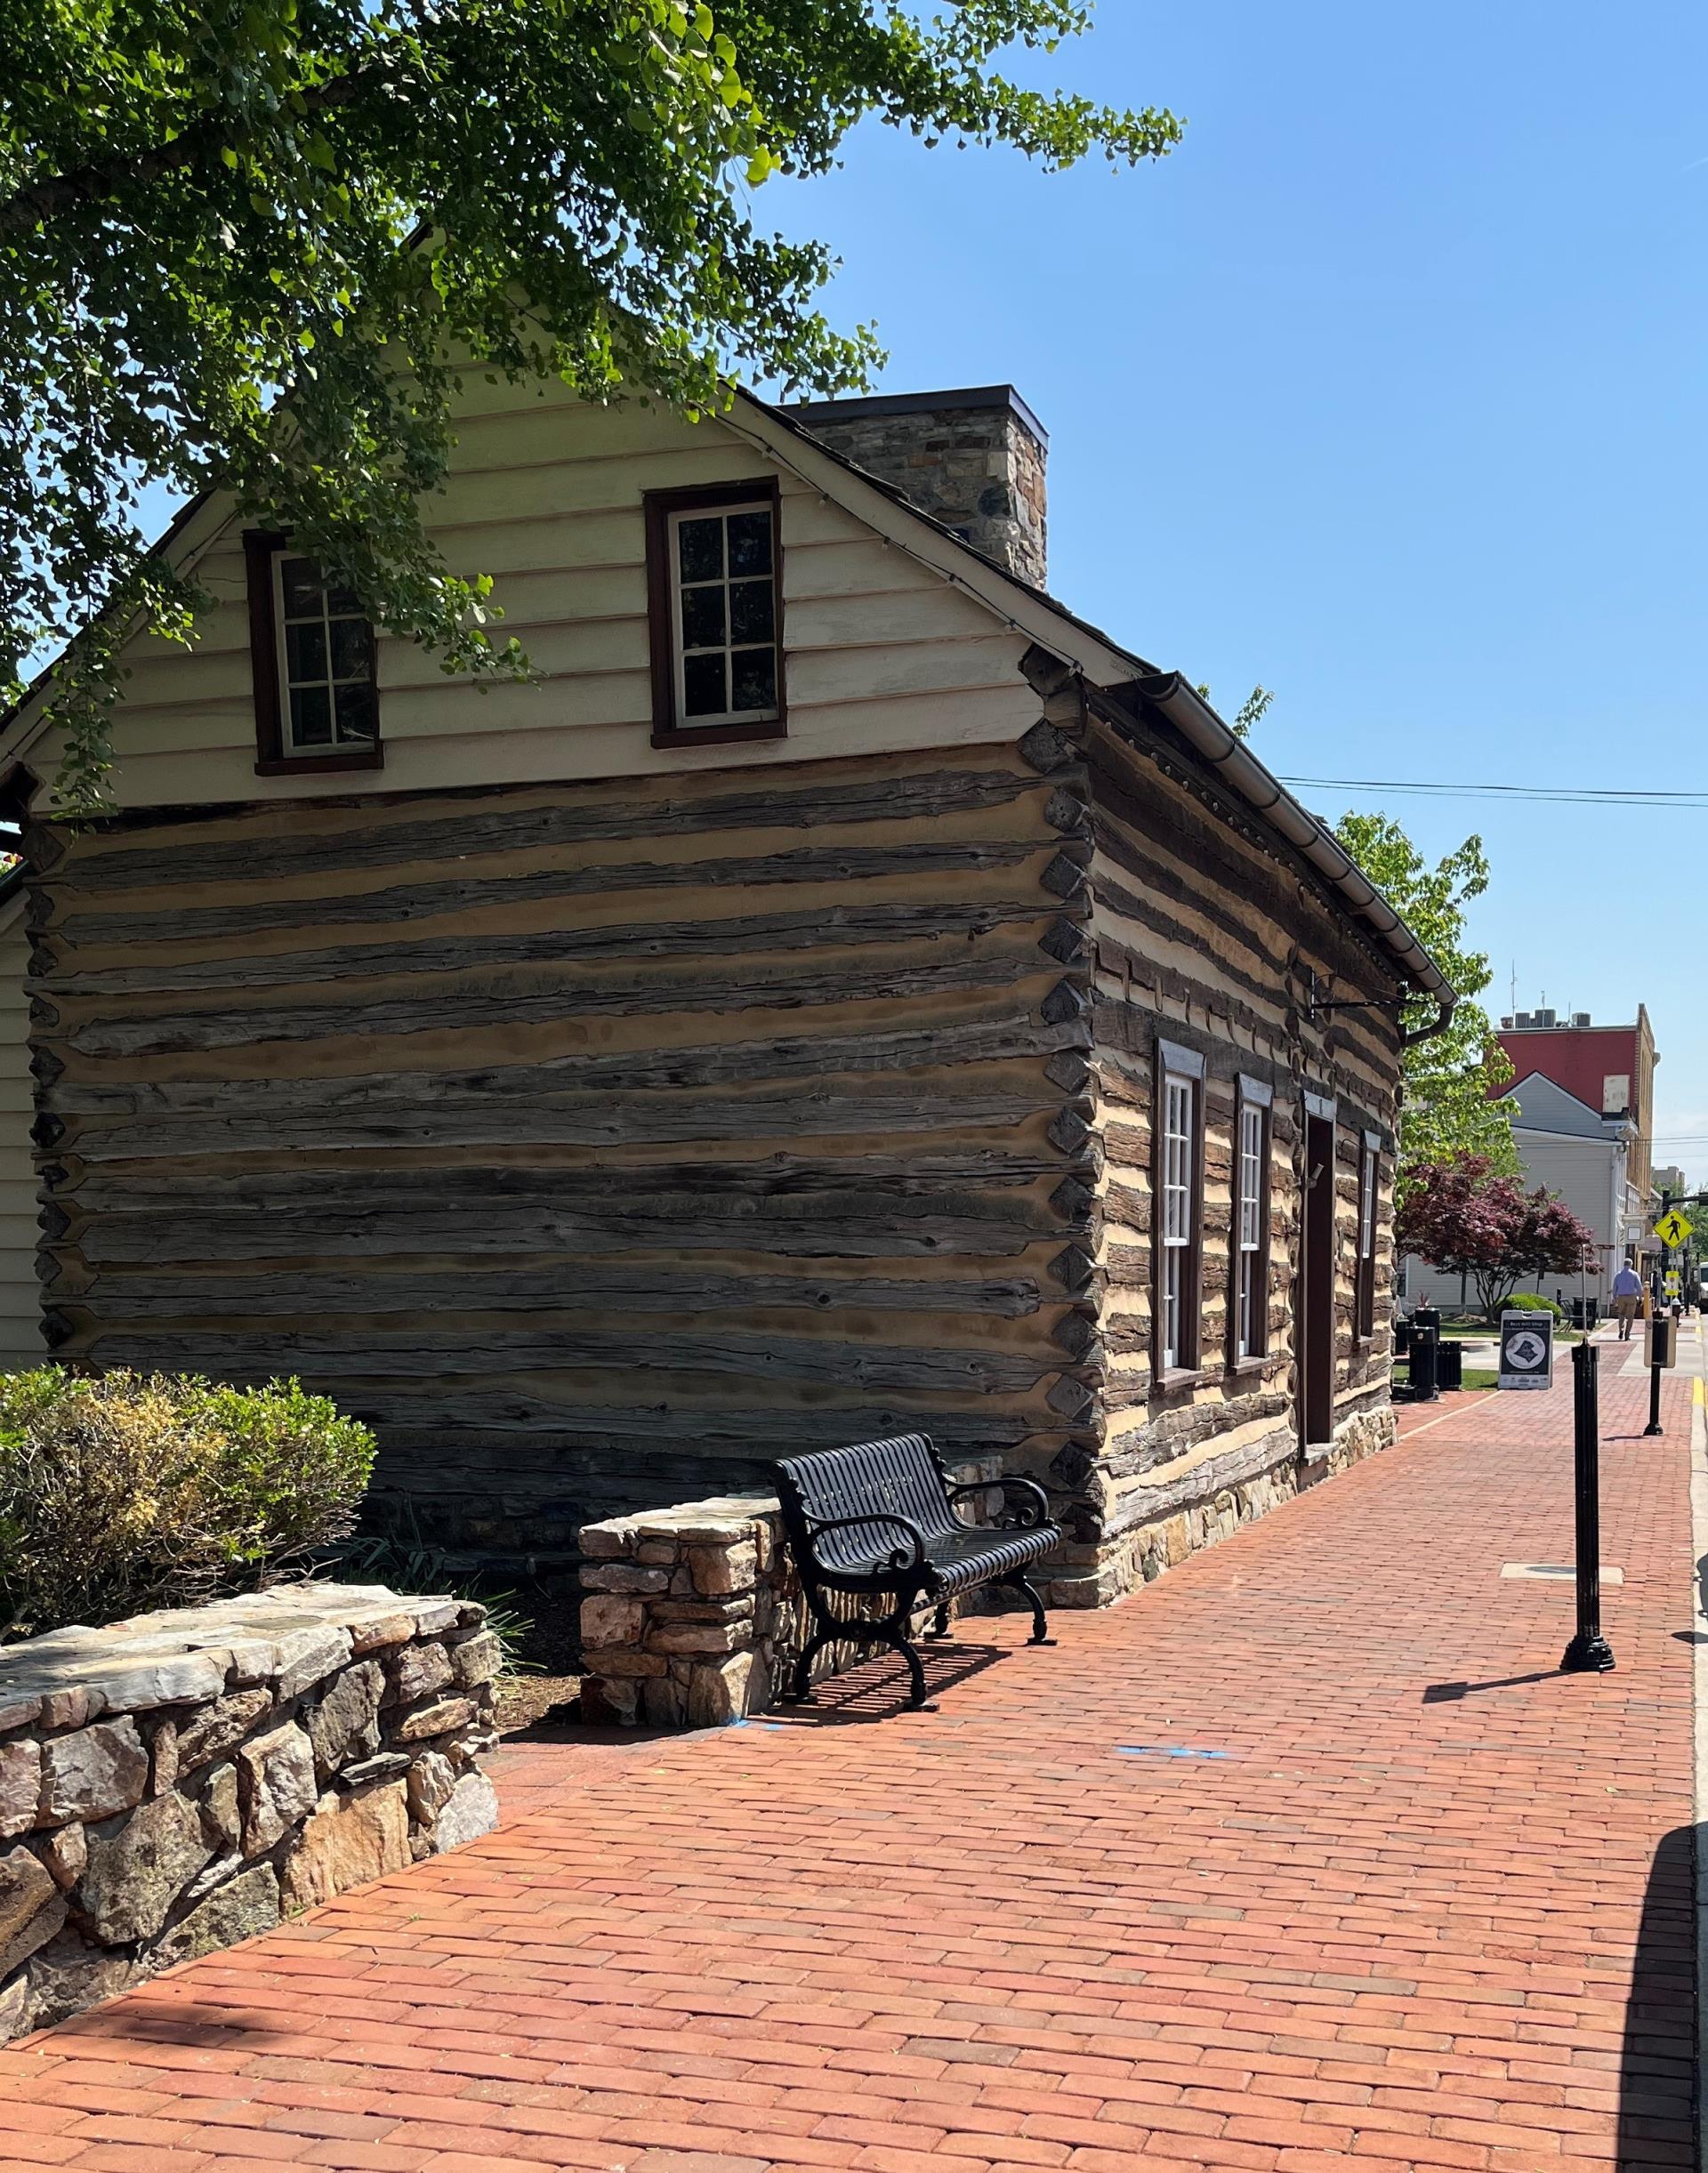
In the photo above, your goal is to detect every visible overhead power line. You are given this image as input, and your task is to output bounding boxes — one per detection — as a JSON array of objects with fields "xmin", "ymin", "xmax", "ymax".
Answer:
[{"xmin": 1277, "ymin": 775, "xmax": 1708, "ymax": 808}]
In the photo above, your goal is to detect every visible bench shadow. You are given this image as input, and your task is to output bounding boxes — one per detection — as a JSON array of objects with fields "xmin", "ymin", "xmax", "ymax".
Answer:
[
  {"xmin": 765, "ymin": 1638, "xmax": 1008, "ymax": 1724},
  {"xmin": 1617, "ymin": 1823, "xmax": 1696, "ymax": 2169}
]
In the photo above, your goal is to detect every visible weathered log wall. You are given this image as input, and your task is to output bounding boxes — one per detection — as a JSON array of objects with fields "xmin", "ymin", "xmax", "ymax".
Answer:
[
  {"xmin": 25, "ymin": 739, "xmax": 1103, "ymax": 1590},
  {"xmin": 1031, "ymin": 692, "xmax": 1401, "ymax": 1606}
]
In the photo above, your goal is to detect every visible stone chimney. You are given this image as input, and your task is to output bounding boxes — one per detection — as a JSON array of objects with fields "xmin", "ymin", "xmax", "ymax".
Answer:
[{"xmin": 784, "ymin": 385, "xmax": 1048, "ymax": 590}]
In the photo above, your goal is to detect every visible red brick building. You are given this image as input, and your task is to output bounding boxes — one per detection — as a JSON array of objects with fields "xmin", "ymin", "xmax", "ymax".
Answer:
[{"xmin": 1495, "ymin": 1005, "xmax": 1657, "ymax": 1203}]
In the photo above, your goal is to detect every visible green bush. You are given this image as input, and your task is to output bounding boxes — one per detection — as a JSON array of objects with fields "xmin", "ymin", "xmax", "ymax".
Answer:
[
  {"xmin": 0, "ymin": 1369, "xmax": 375, "ymax": 1641},
  {"xmin": 1501, "ymin": 1292, "xmax": 1565, "ymax": 1317}
]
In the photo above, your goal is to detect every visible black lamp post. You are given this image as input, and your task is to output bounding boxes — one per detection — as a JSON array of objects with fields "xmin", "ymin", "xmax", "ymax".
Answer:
[{"xmin": 1560, "ymin": 1339, "xmax": 1615, "ymax": 1673}]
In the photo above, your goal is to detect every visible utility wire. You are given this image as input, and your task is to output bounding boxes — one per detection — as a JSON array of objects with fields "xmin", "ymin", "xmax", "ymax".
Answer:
[{"xmin": 1278, "ymin": 775, "xmax": 1708, "ymax": 807}]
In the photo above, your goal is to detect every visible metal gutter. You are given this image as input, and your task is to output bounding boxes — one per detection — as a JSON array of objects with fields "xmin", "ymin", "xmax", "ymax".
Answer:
[{"xmin": 1126, "ymin": 671, "xmax": 1458, "ymax": 1023}]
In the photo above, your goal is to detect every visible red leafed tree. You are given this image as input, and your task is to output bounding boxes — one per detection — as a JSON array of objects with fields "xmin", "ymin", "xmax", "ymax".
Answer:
[{"xmin": 1398, "ymin": 1155, "xmax": 1599, "ymax": 1320}]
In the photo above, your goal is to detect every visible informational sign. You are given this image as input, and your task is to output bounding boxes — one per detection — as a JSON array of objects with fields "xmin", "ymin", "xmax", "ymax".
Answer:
[
  {"xmin": 1655, "ymin": 1208, "xmax": 1693, "ymax": 1248},
  {"xmin": 1664, "ymin": 1269, "xmax": 1681, "ymax": 1298},
  {"xmin": 1498, "ymin": 1310, "xmax": 1554, "ymax": 1391}
]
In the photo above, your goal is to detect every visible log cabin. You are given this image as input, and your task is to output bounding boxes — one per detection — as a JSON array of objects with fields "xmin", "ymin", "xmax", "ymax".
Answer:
[{"xmin": 0, "ymin": 381, "xmax": 1452, "ymax": 1608}]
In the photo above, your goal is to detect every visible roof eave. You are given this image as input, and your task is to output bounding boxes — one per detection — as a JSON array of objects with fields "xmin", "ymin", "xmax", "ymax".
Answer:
[{"xmin": 1117, "ymin": 670, "xmax": 1456, "ymax": 1006}]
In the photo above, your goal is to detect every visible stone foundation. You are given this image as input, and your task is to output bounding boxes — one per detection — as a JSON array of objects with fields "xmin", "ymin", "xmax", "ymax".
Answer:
[
  {"xmin": 0, "ymin": 1583, "xmax": 499, "ymax": 2043},
  {"xmin": 1062, "ymin": 1402, "xmax": 1398, "ymax": 1608}
]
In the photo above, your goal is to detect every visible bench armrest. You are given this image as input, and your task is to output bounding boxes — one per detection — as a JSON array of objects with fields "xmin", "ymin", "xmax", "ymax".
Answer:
[
  {"xmin": 800, "ymin": 1510, "xmax": 928, "ymax": 1573},
  {"xmin": 947, "ymin": 1475, "xmax": 1052, "ymax": 1532}
]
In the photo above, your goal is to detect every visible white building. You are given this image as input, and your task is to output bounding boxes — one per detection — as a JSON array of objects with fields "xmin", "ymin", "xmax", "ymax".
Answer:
[{"xmin": 1401, "ymin": 1072, "xmax": 1640, "ymax": 1312}]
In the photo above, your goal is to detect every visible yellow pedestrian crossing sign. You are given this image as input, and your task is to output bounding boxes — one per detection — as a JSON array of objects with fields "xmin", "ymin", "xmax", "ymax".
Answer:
[{"xmin": 1655, "ymin": 1208, "xmax": 1693, "ymax": 1248}]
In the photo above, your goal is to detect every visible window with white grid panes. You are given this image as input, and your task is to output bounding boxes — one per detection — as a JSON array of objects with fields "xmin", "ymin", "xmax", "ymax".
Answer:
[
  {"xmin": 1160, "ymin": 1073, "xmax": 1196, "ymax": 1372},
  {"xmin": 1237, "ymin": 1099, "xmax": 1269, "ymax": 1359},
  {"xmin": 272, "ymin": 555, "xmax": 376, "ymax": 754},
  {"xmin": 1356, "ymin": 1135, "xmax": 1378, "ymax": 1340},
  {"xmin": 669, "ymin": 502, "xmax": 779, "ymax": 727}
]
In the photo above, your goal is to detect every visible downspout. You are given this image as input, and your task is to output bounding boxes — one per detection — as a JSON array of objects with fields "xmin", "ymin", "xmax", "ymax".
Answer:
[{"xmin": 1401, "ymin": 994, "xmax": 1457, "ymax": 1050}]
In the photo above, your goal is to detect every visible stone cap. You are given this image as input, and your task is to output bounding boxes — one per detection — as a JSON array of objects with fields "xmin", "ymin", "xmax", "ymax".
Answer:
[
  {"xmin": 580, "ymin": 1493, "xmax": 780, "ymax": 1557},
  {"xmin": 0, "ymin": 1583, "xmax": 471, "ymax": 1729},
  {"xmin": 783, "ymin": 384, "xmax": 1048, "ymax": 448}
]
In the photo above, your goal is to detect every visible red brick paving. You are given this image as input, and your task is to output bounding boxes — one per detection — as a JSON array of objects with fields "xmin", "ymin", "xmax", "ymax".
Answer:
[{"xmin": 0, "ymin": 1364, "xmax": 1696, "ymax": 2172}]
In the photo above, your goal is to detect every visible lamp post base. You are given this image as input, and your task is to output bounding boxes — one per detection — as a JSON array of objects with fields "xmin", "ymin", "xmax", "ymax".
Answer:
[{"xmin": 1560, "ymin": 1632, "xmax": 1615, "ymax": 1673}]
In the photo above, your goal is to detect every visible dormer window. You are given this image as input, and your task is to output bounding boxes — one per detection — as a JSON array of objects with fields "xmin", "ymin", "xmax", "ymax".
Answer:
[
  {"xmin": 645, "ymin": 479, "xmax": 786, "ymax": 747},
  {"xmin": 246, "ymin": 533, "xmax": 383, "ymax": 775}
]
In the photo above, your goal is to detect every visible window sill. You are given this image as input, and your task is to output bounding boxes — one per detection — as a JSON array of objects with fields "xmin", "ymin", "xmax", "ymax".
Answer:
[
  {"xmin": 1227, "ymin": 1354, "xmax": 1280, "ymax": 1377},
  {"xmin": 255, "ymin": 748, "xmax": 384, "ymax": 777},
  {"xmin": 1155, "ymin": 1365, "xmax": 1216, "ymax": 1394},
  {"xmin": 651, "ymin": 719, "xmax": 786, "ymax": 751}
]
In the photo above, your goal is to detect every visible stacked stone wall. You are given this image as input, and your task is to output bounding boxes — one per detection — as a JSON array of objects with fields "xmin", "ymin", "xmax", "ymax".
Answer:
[
  {"xmin": 579, "ymin": 1464, "xmax": 1003, "ymax": 1726},
  {"xmin": 0, "ymin": 1583, "xmax": 498, "ymax": 2042}
]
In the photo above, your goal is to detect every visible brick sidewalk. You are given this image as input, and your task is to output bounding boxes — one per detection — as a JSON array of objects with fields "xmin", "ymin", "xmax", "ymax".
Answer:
[{"xmin": 0, "ymin": 1369, "xmax": 1696, "ymax": 2173}]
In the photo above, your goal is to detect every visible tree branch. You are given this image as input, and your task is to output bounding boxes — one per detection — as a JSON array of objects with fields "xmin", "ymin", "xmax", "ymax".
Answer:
[{"xmin": 0, "ymin": 62, "xmax": 394, "ymax": 237}]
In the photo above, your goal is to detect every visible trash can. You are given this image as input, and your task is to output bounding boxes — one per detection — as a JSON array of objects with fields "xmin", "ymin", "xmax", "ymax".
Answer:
[{"xmin": 1436, "ymin": 1339, "xmax": 1463, "ymax": 1392}]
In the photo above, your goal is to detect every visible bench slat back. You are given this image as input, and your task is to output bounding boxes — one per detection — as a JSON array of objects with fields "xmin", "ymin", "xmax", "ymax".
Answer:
[{"xmin": 776, "ymin": 1434, "xmax": 955, "ymax": 1573}]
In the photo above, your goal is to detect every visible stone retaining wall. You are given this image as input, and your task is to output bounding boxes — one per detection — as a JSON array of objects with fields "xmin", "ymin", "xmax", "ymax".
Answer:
[
  {"xmin": 578, "ymin": 1494, "xmax": 790, "ymax": 1728},
  {"xmin": 0, "ymin": 1582, "xmax": 499, "ymax": 2042}
]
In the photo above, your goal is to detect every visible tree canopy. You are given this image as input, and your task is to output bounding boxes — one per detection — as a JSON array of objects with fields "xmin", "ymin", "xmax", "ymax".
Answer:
[
  {"xmin": 0, "ymin": 1, "xmax": 1180, "ymax": 809},
  {"xmin": 1330, "ymin": 811, "xmax": 1516, "ymax": 1180}
]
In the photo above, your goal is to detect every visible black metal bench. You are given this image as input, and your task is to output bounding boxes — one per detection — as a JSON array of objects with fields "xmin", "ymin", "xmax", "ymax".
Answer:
[{"xmin": 773, "ymin": 1433, "xmax": 1062, "ymax": 1712}]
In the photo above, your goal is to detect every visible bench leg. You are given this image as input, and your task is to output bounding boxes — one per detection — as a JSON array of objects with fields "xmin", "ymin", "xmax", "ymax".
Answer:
[
  {"xmin": 790, "ymin": 1630, "xmax": 834, "ymax": 1704},
  {"xmin": 881, "ymin": 1625, "xmax": 929, "ymax": 1710},
  {"xmin": 928, "ymin": 1602, "xmax": 951, "ymax": 1639},
  {"xmin": 1005, "ymin": 1570, "xmax": 1053, "ymax": 1646}
]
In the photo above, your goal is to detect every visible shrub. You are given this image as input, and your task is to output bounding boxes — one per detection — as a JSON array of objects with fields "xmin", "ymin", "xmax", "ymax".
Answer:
[
  {"xmin": 1502, "ymin": 1292, "xmax": 1564, "ymax": 1317},
  {"xmin": 0, "ymin": 1369, "xmax": 375, "ymax": 1641}
]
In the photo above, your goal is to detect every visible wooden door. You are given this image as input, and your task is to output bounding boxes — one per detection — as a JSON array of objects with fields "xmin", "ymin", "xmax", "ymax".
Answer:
[{"xmin": 1298, "ymin": 1110, "xmax": 1337, "ymax": 1448}]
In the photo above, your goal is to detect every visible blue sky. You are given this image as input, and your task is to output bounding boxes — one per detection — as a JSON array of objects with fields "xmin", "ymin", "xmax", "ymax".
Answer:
[{"xmin": 763, "ymin": 1, "xmax": 1708, "ymax": 1178}]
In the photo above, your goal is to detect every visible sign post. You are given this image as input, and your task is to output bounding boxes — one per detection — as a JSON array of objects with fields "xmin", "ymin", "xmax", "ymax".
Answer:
[
  {"xmin": 1498, "ymin": 1310, "xmax": 1554, "ymax": 1392},
  {"xmin": 1561, "ymin": 1340, "xmax": 1615, "ymax": 1673},
  {"xmin": 1642, "ymin": 1310, "xmax": 1677, "ymax": 1437}
]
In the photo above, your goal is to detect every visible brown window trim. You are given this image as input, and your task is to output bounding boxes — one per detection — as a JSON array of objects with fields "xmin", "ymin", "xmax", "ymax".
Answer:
[
  {"xmin": 1355, "ymin": 1129, "xmax": 1380, "ymax": 1344},
  {"xmin": 1153, "ymin": 1039, "xmax": 1205, "ymax": 1385},
  {"xmin": 644, "ymin": 477, "xmax": 786, "ymax": 749},
  {"xmin": 245, "ymin": 529, "xmax": 384, "ymax": 777},
  {"xmin": 1229, "ymin": 1074, "xmax": 1273, "ymax": 1370}
]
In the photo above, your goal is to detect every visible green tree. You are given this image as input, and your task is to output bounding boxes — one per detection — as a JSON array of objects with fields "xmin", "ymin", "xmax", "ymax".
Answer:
[
  {"xmin": 0, "ymin": 1, "xmax": 1180, "ymax": 809},
  {"xmin": 1331, "ymin": 811, "xmax": 1515, "ymax": 1180}
]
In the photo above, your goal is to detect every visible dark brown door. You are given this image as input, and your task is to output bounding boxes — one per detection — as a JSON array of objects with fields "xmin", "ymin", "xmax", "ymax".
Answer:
[{"xmin": 1298, "ymin": 1112, "xmax": 1337, "ymax": 1448}]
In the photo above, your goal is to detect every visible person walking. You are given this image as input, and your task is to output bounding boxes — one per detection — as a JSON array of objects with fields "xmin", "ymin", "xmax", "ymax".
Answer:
[{"xmin": 1611, "ymin": 1259, "xmax": 1643, "ymax": 1340}]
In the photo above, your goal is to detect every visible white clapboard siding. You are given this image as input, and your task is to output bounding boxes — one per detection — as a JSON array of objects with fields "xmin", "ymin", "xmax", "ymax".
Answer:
[
  {"xmin": 66, "ymin": 391, "xmax": 1036, "ymax": 810},
  {"xmin": 0, "ymin": 900, "xmax": 41, "ymax": 1368}
]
